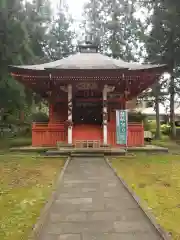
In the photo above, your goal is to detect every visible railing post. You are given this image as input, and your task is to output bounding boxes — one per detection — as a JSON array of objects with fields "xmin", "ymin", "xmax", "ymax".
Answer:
[
  {"xmin": 67, "ymin": 84, "xmax": 73, "ymax": 144},
  {"xmin": 103, "ymin": 85, "xmax": 108, "ymax": 145}
]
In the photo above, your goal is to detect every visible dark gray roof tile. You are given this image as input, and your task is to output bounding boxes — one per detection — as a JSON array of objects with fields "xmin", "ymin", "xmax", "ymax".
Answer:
[{"xmin": 9, "ymin": 52, "xmax": 166, "ymax": 71}]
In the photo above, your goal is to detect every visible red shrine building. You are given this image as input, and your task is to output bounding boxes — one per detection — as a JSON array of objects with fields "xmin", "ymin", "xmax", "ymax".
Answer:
[{"xmin": 9, "ymin": 43, "xmax": 166, "ymax": 148}]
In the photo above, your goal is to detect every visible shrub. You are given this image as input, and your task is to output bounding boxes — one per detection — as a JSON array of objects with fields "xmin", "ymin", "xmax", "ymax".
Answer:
[
  {"xmin": 128, "ymin": 112, "xmax": 146, "ymax": 123},
  {"xmin": 148, "ymin": 120, "xmax": 157, "ymax": 131},
  {"xmin": 32, "ymin": 112, "xmax": 49, "ymax": 123},
  {"xmin": 17, "ymin": 125, "xmax": 31, "ymax": 137},
  {"xmin": 143, "ymin": 120, "xmax": 150, "ymax": 131},
  {"xmin": 175, "ymin": 121, "xmax": 180, "ymax": 127},
  {"xmin": 0, "ymin": 137, "xmax": 32, "ymax": 148},
  {"xmin": 9, "ymin": 137, "xmax": 32, "ymax": 147},
  {"xmin": 160, "ymin": 124, "xmax": 171, "ymax": 135},
  {"xmin": 128, "ymin": 112, "xmax": 150, "ymax": 130}
]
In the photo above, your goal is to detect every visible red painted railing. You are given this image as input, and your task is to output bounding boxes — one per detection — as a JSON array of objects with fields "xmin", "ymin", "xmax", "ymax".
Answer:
[
  {"xmin": 127, "ymin": 123, "xmax": 144, "ymax": 146},
  {"xmin": 73, "ymin": 124, "xmax": 103, "ymax": 143},
  {"xmin": 32, "ymin": 122, "xmax": 144, "ymax": 147},
  {"xmin": 108, "ymin": 122, "xmax": 144, "ymax": 147},
  {"xmin": 32, "ymin": 123, "xmax": 66, "ymax": 147}
]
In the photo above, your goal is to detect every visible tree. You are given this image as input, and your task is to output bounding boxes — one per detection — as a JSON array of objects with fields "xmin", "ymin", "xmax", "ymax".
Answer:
[
  {"xmin": 23, "ymin": 0, "xmax": 52, "ymax": 63},
  {"xmin": 0, "ymin": 0, "xmax": 52, "ymax": 122},
  {"xmin": 45, "ymin": 4, "xmax": 75, "ymax": 60},
  {"xmin": 0, "ymin": 0, "xmax": 28, "ymax": 120},
  {"xmin": 83, "ymin": 0, "xmax": 145, "ymax": 61},
  {"xmin": 144, "ymin": 0, "xmax": 180, "ymax": 138}
]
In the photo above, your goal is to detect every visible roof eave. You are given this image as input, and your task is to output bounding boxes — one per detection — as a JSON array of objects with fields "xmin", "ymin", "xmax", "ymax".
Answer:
[
  {"xmin": 8, "ymin": 63, "xmax": 168, "ymax": 74},
  {"xmin": 129, "ymin": 64, "xmax": 168, "ymax": 71},
  {"xmin": 44, "ymin": 67, "xmax": 129, "ymax": 72}
]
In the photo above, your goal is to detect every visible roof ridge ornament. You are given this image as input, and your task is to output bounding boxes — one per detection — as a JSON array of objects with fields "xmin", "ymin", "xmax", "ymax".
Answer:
[
  {"xmin": 78, "ymin": 35, "xmax": 99, "ymax": 53},
  {"xmin": 85, "ymin": 35, "xmax": 93, "ymax": 45}
]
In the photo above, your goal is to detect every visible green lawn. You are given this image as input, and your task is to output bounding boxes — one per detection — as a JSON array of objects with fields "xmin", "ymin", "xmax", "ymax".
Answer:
[
  {"xmin": 151, "ymin": 135, "xmax": 180, "ymax": 154},
  {"xmin": 152, "ymin": 138, "xmax": 180, "ymax": 150},
  {"xmin": 0, "ymin": 153, "xmax": 65, "ymax": 240},
  {"xmin": 0, "ymin": 137, "xmax": 32, "ymax": 149},
  {"xmin": 111, "ymin": 154, "xmax": 180, "ymax": 240}
]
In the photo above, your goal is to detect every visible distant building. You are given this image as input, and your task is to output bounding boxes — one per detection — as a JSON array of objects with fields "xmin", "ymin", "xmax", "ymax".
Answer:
[{"xmin": 135, "ymin": 99, "xmax": 180, "ymax": 122}]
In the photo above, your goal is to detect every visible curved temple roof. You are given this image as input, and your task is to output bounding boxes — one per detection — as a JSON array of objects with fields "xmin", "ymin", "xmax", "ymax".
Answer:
[
  {"xmin": 9, "ymin": 51, "xmax": 166, "ymax": 71},
  {"xmin": 9, "ymin": 44, "xmax": 168, "ymax": 102}
]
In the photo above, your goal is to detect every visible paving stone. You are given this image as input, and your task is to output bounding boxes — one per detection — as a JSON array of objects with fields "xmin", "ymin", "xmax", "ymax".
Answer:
[
  {"xmin": 106, "ymin": 195, "xmax": 137, "ymax": 203},
  {"xmin": 56, "ymin": 197, "xmax": 92, "ymax": 205},
  {"xmin": 103, "ymin": 190, "xmax": 126, "ymax": 197},
  {"xmin": 58, "ymin": 234, "xmax": 81, "ymax": 240},
  {"xmin": 104, "ymin": 200, "xmax": 138, "ymax": 211},
  {"xmin": 81, "ymin": 187, "xmax": 98, "ymax": 193},
  {"xmin": 113, "ymin": 221, "xmax": 154, "ymax": 233},
  {"xmin": 63, "ymin": 179, "xmax": 110, "ymax": 184},
  {"xmin": 57, "ymin": 191, "xmax": 102, "ymax": 198},
  {"xmin": 38, "ymin": 157, "xmax": 162, "ymax": 240},
  {"xmin": 82, "ymin": 232, "xmax": 161, "ymax": 240},
  {"xmin": 39, "ymin": 233, "xmax": 59, "ymax": 240},
  {"xmin": 87, "ymin": 209, "xmax": 144, "ymax": 221},
  {"xmin": 50, "ymin": 212, "xmax": 87, "ymax": 222},
  {"xmin": 62, "ymin": 182, "xmax": 101, "ymax": 190},
  {"xmin": 51, "ymin": 201, "xmax": 105, "ymax": 212},
  {"xmin": 58, "ymin": 187, "xmax": 97, "ymax": 195},
  {"xmin": 48, "ymin": 221, "xmax": 114, "ymax": 234}
]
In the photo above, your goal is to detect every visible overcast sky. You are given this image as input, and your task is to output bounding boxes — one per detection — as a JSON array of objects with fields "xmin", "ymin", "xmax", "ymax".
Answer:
[{"xmin": 52, "ymin": 0, "xmax": 85, "ymax": 20}]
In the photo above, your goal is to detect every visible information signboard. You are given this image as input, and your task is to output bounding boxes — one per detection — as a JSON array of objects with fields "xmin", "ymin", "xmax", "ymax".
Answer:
[{"xmin": 116, "ymin": 110, "xmax": 128, "ymax": 145}]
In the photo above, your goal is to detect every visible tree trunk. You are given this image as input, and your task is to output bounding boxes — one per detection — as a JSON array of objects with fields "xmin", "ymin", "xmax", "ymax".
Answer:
[
  {"xmin": 155, "ymin": 96, "xmax": 161, "ymax": 139},
  {"xmin": 154, "ymin": 84, "xmax": 161, "ymax": 139},
  {"xmin": 170, "ymin": 74, "xmax": 176, "ymax": 139}
]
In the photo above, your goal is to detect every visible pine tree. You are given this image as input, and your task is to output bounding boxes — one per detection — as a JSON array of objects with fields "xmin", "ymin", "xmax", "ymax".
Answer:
[
  {"xmin": 145, "ymin": 0, "xmax": 180, "ymax": 138},
  {"xmin": 45, "ymin": 4, "xmax": 75, "ymax": 60},
  {"xmin": 0, "ymin": 0, "xmax": 52, "ymax": 122},
  {"xmin": 83, "ymin": 0, "xmax": 144, "ymax": 61}
]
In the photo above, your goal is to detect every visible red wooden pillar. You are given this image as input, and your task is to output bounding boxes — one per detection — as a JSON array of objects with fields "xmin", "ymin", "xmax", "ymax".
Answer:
[
  {"xmin": 121, "ymin": 98, "xmax": 126, "ymax": 110},
  {"xmin": 108, "ymin": 108, "xmax": 115, "ymax": 146}
]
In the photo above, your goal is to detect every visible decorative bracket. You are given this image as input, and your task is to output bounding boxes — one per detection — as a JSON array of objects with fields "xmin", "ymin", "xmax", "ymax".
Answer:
[
  {"xmin": 106, "ymin": 85, "xmax": 115, "ymax": 93},
  {"xmin": 60, "ymin": 85, "xmax": 68, "ymax": 92}
]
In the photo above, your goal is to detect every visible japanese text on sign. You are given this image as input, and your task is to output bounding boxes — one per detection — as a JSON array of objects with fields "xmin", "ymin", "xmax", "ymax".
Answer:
[{"xmin": 116, "ymin": 110, "xmax": 128, "ymax": 145}]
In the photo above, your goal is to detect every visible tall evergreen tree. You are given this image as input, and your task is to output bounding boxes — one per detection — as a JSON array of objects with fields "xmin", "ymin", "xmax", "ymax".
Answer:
[
  {"xmin": 45, "ymin": 4, "xmax": 75, "ymax": 60},
  {"xmin": 0, "ymin": 0, "xmax": 52, "ymax": 122},
  {"xmin": 83, "ymin": 0, "xmax": 144, "ymax": 61},
  {"xmin": 144, "ymin": 0, "xmax": 180, "ymax": 138}
]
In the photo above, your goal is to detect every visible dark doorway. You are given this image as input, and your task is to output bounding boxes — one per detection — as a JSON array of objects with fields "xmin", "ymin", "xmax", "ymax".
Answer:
[{"xmin": 73, "ymin": 100, "xmax": 102, "ymax": 125}]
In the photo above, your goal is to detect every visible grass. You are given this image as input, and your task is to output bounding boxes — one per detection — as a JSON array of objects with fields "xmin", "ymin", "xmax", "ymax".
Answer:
[
  {"xmin": 0, "ymin": 153, "xmax": 65, "ymax": 240},
  {"xmin": 0, "ymin": 136, "xmax": 32, "ymax": 149},
  {"xmin": 152, "ymin": 138, "xmax": 179, "ymax": 149},
  {"xmin": 111, "ymin": 154, "xmax": 180, "ymax": 240},
  {"xmin": 151, "ymin": 135, "xmax": 180, "ymax": 153}
]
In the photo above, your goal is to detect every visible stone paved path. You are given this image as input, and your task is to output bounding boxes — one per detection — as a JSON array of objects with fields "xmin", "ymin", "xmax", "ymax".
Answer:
[{"xmin": 39, "ymin": 157, "xmax": 162, "ymax": 240}]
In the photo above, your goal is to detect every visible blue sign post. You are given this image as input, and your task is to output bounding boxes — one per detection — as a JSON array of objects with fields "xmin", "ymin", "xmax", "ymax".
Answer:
[{"xmin": 116, "ymin": 110, "xmax": 128, "ymax": 146}]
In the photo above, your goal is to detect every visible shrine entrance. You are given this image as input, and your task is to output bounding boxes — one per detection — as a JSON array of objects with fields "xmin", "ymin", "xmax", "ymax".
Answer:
[
  {"xmin": 72, "ymin": 90, "xmax": 103, "ymax": 143},
  {"xmin": 73, "ymin": 101, "xmax": 102, "ymax": 125}
]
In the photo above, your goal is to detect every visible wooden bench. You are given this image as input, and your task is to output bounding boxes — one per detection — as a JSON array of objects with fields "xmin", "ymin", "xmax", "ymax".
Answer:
[{"xmin": 75, "ymin": 140, "xmax": 100, "ymax": 148}]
